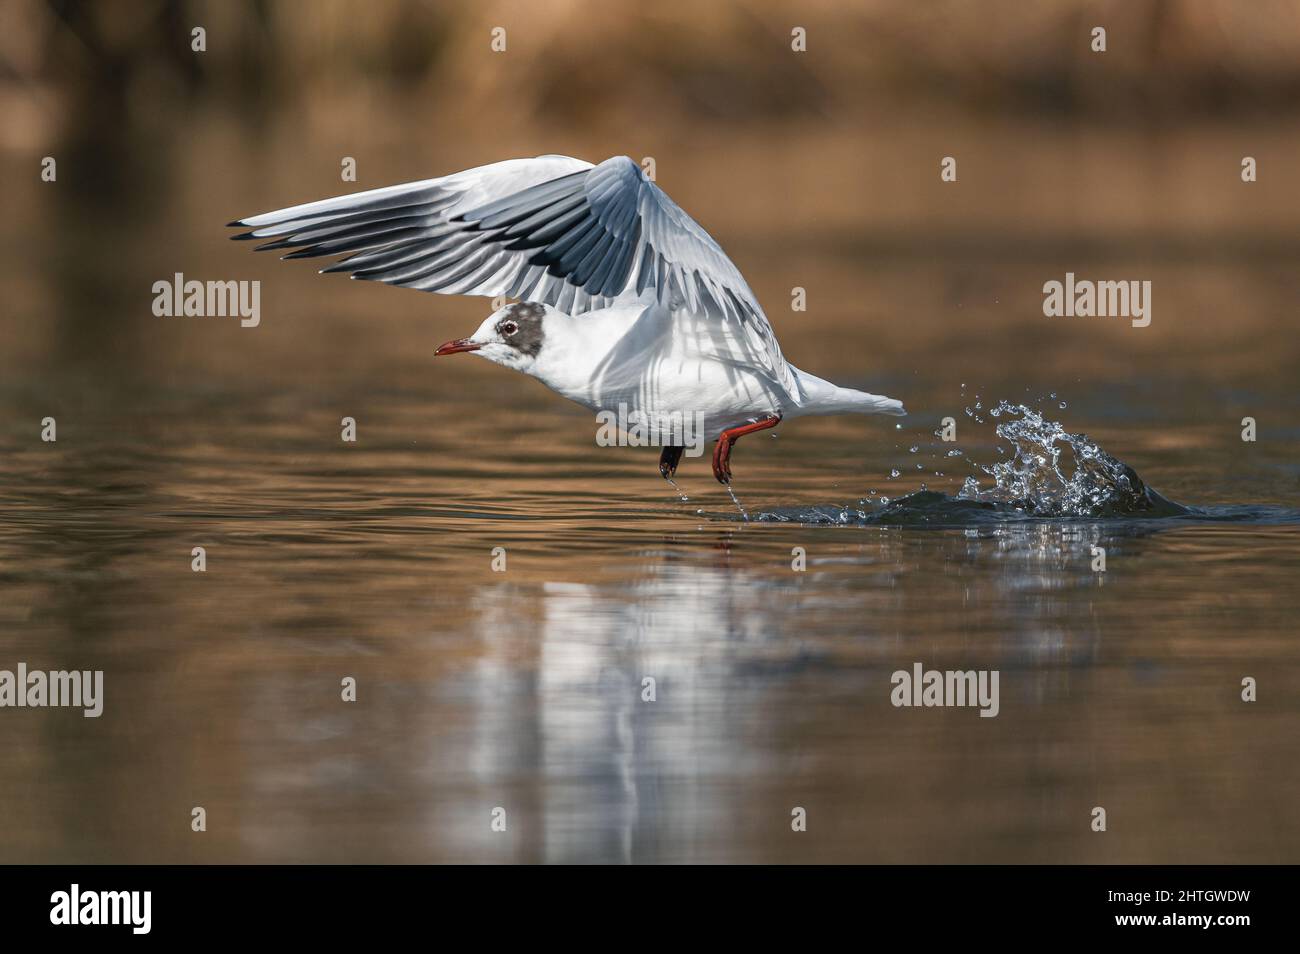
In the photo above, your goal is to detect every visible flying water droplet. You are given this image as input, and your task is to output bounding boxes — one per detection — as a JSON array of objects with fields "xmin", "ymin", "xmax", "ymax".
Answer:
[{"xmin": 725, "ymin": 483, "xmax": 748, "ymax": 521}]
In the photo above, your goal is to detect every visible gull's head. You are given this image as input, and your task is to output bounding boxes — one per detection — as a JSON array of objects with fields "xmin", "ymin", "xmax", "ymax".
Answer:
[{"xmin": 434, "ymin": 301, "xmax": 549, "ymax": 373}]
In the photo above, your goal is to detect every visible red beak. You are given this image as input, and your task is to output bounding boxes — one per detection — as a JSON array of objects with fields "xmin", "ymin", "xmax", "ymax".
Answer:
[{"xmin": 434, "ymin": 337, "xmax": 482, "ymax": 356}]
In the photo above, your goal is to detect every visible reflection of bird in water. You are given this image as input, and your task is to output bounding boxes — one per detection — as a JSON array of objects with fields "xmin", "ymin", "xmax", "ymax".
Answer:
[{"xmin": 230, "ymin": 155, "xmax": 904, "ymax": 484}]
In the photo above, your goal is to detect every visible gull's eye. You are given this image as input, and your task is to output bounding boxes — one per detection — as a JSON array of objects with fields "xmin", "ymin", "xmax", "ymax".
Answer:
[{"xmin": 500, "ymin": 320, "xmax": 519, "ymax": 337}]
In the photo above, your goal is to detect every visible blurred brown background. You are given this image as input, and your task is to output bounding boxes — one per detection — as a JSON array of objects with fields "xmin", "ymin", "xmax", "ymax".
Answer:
[{"xmin": 4, "ymin": 0, "xmax": 1300, "ymax": 391}]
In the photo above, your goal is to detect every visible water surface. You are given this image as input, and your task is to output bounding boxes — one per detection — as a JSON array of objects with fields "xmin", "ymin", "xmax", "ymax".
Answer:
[{"xmin": 1, "ymin": 345, "xmax": 1296, "ymax": 863}]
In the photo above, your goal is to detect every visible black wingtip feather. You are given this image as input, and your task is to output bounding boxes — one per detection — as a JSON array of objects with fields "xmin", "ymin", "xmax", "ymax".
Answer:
[{"xmin": 252, "ymin": 239, "xmax": 292, "ymax": 252}]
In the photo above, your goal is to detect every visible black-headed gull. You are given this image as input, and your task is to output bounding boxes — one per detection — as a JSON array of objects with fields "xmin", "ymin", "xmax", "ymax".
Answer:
[{"xmin": 229, "ymin": 155, "xmax": 905, "ymax": 484}]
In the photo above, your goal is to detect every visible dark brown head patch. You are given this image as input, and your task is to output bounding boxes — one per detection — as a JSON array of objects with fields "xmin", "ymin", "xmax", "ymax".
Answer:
[{"xmin": 496, "ymin": 301, "xmax": 545, "ymax": 357}]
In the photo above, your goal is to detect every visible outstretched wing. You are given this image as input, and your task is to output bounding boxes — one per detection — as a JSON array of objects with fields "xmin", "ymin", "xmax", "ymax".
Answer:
[{"xmin": 229, "ymin": 155, "xmax": 796, "ymax": 395}]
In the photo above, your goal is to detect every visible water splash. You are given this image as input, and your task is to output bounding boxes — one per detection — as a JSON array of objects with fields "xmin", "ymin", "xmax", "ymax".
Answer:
[
  {"xmin": 953, "ymin": 401, "xmax": 1184, "ymax": 518},
  {"xmin": 720, "ymin": 395, "xmax": 1300, "ymax": 527},
  {"xmin": 746, "ymin": 398, "xmax": 1202, "ymax": 526}
]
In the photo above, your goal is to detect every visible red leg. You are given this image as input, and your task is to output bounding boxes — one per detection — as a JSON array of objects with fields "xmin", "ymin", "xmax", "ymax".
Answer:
[{"xmin": 712, "ymin": 415, "xmax": 781, "ymax": 484}]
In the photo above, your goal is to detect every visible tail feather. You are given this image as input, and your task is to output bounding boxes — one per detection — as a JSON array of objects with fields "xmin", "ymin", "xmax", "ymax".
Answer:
[{"xmin": 792, "ymin": 368, "xmax": 906, "ymax": 416}]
